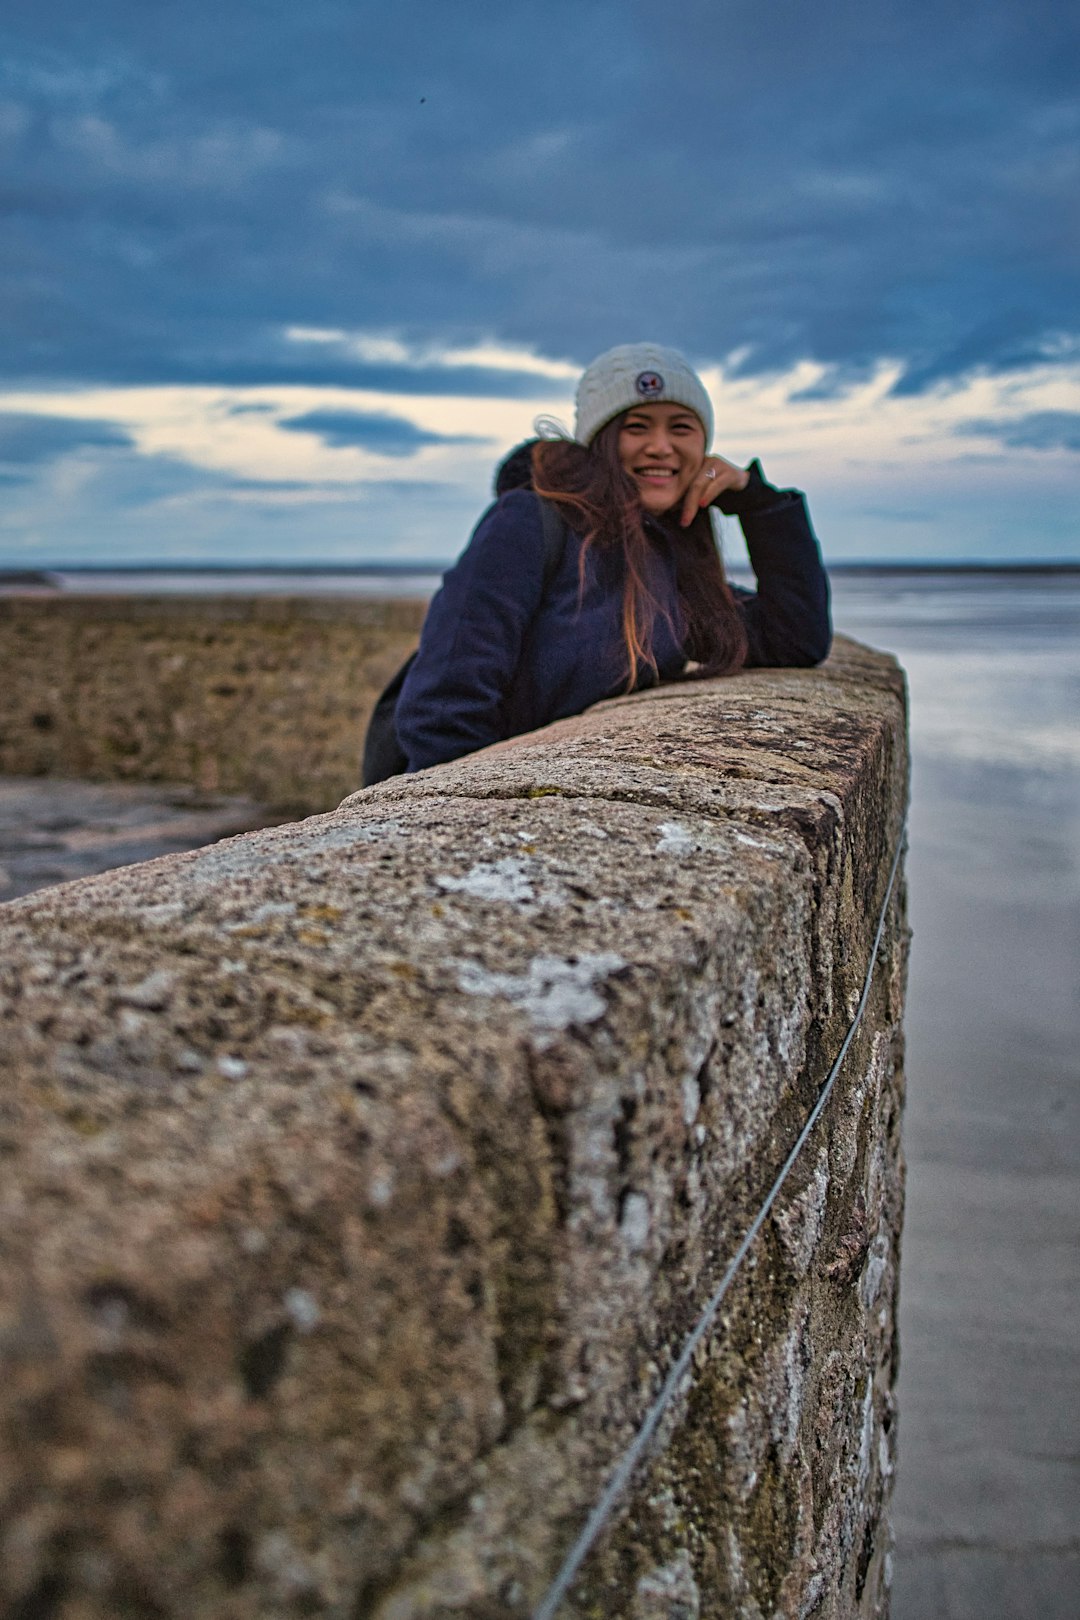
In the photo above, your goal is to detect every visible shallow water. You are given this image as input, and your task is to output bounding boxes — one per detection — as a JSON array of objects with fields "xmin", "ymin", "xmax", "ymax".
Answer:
[
  {"xmin": 831, "ymin": 572, "xmax": 1080, "ymax": 1092},
  {"xmin": 831, "ymin": 572, "xmax": 1080, "ymax": 1616},
  {"xmin": 39, "ymin": 567, "xmax": 445, "ymax": 597}
]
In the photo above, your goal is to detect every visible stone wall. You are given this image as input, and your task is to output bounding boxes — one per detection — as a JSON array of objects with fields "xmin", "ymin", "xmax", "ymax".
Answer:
[
  {"xmin": 0, "ymin": 639, "xmax": 908, "ymax": 1619},
  {"xmin": 0, "ymin": 595, "xmax": 426, "ymax": 812}
]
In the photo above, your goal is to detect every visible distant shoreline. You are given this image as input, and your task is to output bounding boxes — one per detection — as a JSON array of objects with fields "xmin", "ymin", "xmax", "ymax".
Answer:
[{"xmin": 3, "ymin": 559, "xmax": 1079, "ymax": 589}]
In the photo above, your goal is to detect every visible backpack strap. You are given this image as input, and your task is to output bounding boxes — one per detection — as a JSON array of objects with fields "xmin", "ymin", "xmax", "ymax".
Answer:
[{"xmin": 537, "ymin": 495, "xmax": 568, "ymax": 591}]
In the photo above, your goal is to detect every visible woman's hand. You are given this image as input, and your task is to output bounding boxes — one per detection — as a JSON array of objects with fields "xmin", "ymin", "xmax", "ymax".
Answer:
[{"xmin": 679, "ymin": 454, "xmax": 750, "ymax": 527}]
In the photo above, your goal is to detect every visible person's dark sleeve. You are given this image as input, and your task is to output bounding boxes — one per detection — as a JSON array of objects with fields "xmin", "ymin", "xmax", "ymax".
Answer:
[
  {"xmin": 395, "ymin": 489, "xmax": 548, "ymax": 772},
  {"xmin": 719, "ymin": 460, "xmax": 831, "ymax": 667}
]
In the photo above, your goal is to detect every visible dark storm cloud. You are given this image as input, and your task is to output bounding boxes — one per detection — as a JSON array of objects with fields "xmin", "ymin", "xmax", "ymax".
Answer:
[
  {"xmin": 278, "ymin": 409, "xmax": 486, "ymax": 456},
  {"xmin": 0, "ymin": 412, "xmax": 133, "ymax": 463},
  {"xmin": 2, "ymin": 0, "xmax": 1078, "ymax": 392},
  {"xmin": 959, "ymin": 412, "xmax": 1080, "ymax": 452}
]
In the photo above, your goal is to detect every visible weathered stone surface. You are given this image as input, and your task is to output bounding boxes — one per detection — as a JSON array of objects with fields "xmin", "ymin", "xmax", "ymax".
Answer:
[
  {"xmin": 0, "ymin": 594, "xmax": 425, "ymax": 812},
  {"xmin": 0, "ymin": 640, "xmax": 907, "ymax": 1618}
]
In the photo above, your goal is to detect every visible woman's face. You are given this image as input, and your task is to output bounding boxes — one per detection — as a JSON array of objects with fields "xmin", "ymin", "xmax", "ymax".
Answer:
[{"xmin": 616, "ymin": 403, "xmax": 707, "ymax": 516}]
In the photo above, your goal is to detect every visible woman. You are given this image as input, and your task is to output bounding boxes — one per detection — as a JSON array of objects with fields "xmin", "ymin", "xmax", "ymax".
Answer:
[{"xmin": 391, "ymin": 342, "xmax": 830, "ymax": 775}]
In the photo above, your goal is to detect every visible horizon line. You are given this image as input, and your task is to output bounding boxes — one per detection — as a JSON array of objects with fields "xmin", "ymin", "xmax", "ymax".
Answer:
[{"xmin": 3, "ymin": 558, "xmax": 1079, "ymax": 579}]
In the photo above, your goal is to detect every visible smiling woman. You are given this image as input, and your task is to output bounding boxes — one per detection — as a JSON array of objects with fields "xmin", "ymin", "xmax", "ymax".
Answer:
[{"xmin": 372, "ymin": 343, "xmax": 832, "ymax": 780}]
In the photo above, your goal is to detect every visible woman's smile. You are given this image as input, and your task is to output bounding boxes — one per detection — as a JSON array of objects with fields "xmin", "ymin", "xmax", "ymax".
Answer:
[{"xmin": 617, "ymin": 403, "xmax": 707, "ymax": 515}]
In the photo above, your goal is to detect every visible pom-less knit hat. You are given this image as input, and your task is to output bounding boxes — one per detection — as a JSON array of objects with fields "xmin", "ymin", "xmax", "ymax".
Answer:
[{"xmin": 574, "ymin": 343, "xmax": 714, "ymax": 447}]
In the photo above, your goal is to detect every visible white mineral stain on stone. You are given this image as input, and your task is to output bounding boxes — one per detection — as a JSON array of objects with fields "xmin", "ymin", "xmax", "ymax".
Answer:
[
  {"xmin": 620, "ymin": 1192, "xmax": 651, "ymax": 1251},
  {"xmin": 725, "ymin": 1401, "xmax": 763, "ymax": 1503},
  {"xmin": 223, "ymin": 900, "xmax": 297, "ymax": 939},
  {"xmin": 349, "ymin": 819, "xmax": 405, "ymax": 841},
  {"xmin": 141, "ymin": 900, "xmax": 186, "ymax": 925},
  {"xmin": 456, "ymin": 951, "xmax": 626, "ymax": 1039},
  {"xmin": 831, "ymin": 1070, "xmax": 868, "ymax": 1182},
  {"xmin": 773, "ymin": 1151, "xmax": 830, "ymax": 1276},
  {"xmin": 771, "ymin": 1306, "xmax": 810, "ymax": 1463},
  {"xmin": 283, "ymin": 1287, "xmax": 320, "ymax": 1333},
  {"xmin": 245, "ymin": 901, "xmax": 297, "ymax": 924},
  {"xmin": 368, "ymin": 1169, "xmax": 395, "ymax": 1208},
  {"xmin": 217, "ymin": 1055, "xmax": 248, "ymax": 1080},
  {"xmin": 192, "ymin": 819, "xmax": 403, "ymax": 887},
  {"xmin": 799, "ymin": 1572, "xmax": 826, "ymax": 1618},
  {"xmin": 90, "ymin": 1293, "xmax": 130, "ymax": 1337},
  {"xmin": 857, "ymin": 1377, "xmax": 875, "ymax": 1489},
  {"xmin": 117, "ymin": 969, "xmax": 177, "ymax": 1008},
  {"xmin": 732, "ymin": 829, "xmax": 771, "ymax": 848},
  {"xmin": 253, "ymin": 1531, "xmax": 318, "ymax": 1599},
  {"xmin": 724, "ymin": 1525, "xmax": 748, "ymax": 1592},
  {"xmin": 437, "ymin": 854, "xmax": 573, "ymax": 907},
  {"xmin": 681, "ymin": 1073, "xmax": 701, "ymax": 1126},
  {"xmin": 655, "ymin": 821, "xmax": 697, "ymax": 855},
  {"xmin": 644, "ymin": 1485, "xmax": 682, "ymax": 1532},
  {"xmin": 632, "ymin": 1547, "xmax": 701, "ymax": 1619},
  {"xmin": 437, "ymin": 856, "xmax": 537, "ymax": 903},
  {"xmin": 860, "ymin": 1232, "xmax": 890, "ymax": 1307}
]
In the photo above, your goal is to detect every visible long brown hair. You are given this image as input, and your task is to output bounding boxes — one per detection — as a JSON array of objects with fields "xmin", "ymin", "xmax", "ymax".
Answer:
[{"xmin": 531, "ymin": 417, "xmax": 748, "ymax": 690}]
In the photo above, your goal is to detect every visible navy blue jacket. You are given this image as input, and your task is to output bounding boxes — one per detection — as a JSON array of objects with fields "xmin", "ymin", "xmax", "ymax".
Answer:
[{"xmin": 395, "ymin": 461, "xmax": 830, "ymax": 773}]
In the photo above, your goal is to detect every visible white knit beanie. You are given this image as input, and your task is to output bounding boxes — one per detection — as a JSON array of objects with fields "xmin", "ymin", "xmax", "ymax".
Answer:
[{"xmin": 574, "ymin": 343, "xmax": 714, "ymax": 447}]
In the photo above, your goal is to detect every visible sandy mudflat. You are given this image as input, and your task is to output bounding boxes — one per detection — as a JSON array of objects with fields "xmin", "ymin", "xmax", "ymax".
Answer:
[{"xmin": 0, "ymin": 777, "xmax": 283, "ymax": 904}]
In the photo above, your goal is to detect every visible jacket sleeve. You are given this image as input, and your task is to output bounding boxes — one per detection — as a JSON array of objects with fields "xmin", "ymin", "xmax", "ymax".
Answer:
[
  {"xmin": 719, "ymin": 461, "xmax": 832, "ymax": 667},
  {"xmin": 395, "ymin": 489, "xmax": 549, "ymax": 772}
]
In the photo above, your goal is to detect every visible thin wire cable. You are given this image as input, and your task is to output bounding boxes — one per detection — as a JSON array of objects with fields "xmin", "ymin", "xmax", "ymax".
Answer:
[{"xmin": 532, "ymin": 818, "xmax": 907, "ymax": 1620}]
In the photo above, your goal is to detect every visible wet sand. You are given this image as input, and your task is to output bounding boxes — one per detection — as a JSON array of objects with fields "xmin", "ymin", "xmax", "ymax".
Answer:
[
  {"xmin": 0, "ymin": 778, "xmax": 284, "ymax": 903},
  {"xmin": 832, "ymin": 574, "xmax": 1080, "ymax": 1618}
]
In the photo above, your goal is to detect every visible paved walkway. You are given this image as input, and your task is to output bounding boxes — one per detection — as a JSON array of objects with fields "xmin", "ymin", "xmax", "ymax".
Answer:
[{"xmin": 0, "ymin": 776, "xmax": 283, "ymax": 903}]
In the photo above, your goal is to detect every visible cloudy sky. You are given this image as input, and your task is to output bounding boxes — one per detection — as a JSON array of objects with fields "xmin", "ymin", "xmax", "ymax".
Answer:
[{"xmin": 1, "ymin": 0, "xmax": 1077, "ymax": 566}]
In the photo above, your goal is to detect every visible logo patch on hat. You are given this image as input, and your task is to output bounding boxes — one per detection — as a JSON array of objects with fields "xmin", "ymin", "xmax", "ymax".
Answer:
[{"xmin": 635, "ymin": 370, "xmax": 665, "ymax": 398}]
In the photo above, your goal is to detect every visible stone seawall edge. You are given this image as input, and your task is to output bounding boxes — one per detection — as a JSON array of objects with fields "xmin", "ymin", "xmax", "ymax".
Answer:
[
  {"xmin": 0, "ymin": 640, "xmax": 908, "ymax": 1618},
  {"xmin": 0, "ymin": 594, "xmax": 427, "ymax": 812}
]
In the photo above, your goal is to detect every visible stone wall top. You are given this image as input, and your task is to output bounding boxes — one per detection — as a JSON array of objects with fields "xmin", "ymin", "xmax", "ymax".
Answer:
[
  {"xmin": 0, "ymin": 639, "xmax": 908, "ymax": 1618},
  {"xmin": 0, "ymin": 591, "xmax": 427, "ymax": 627}
]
